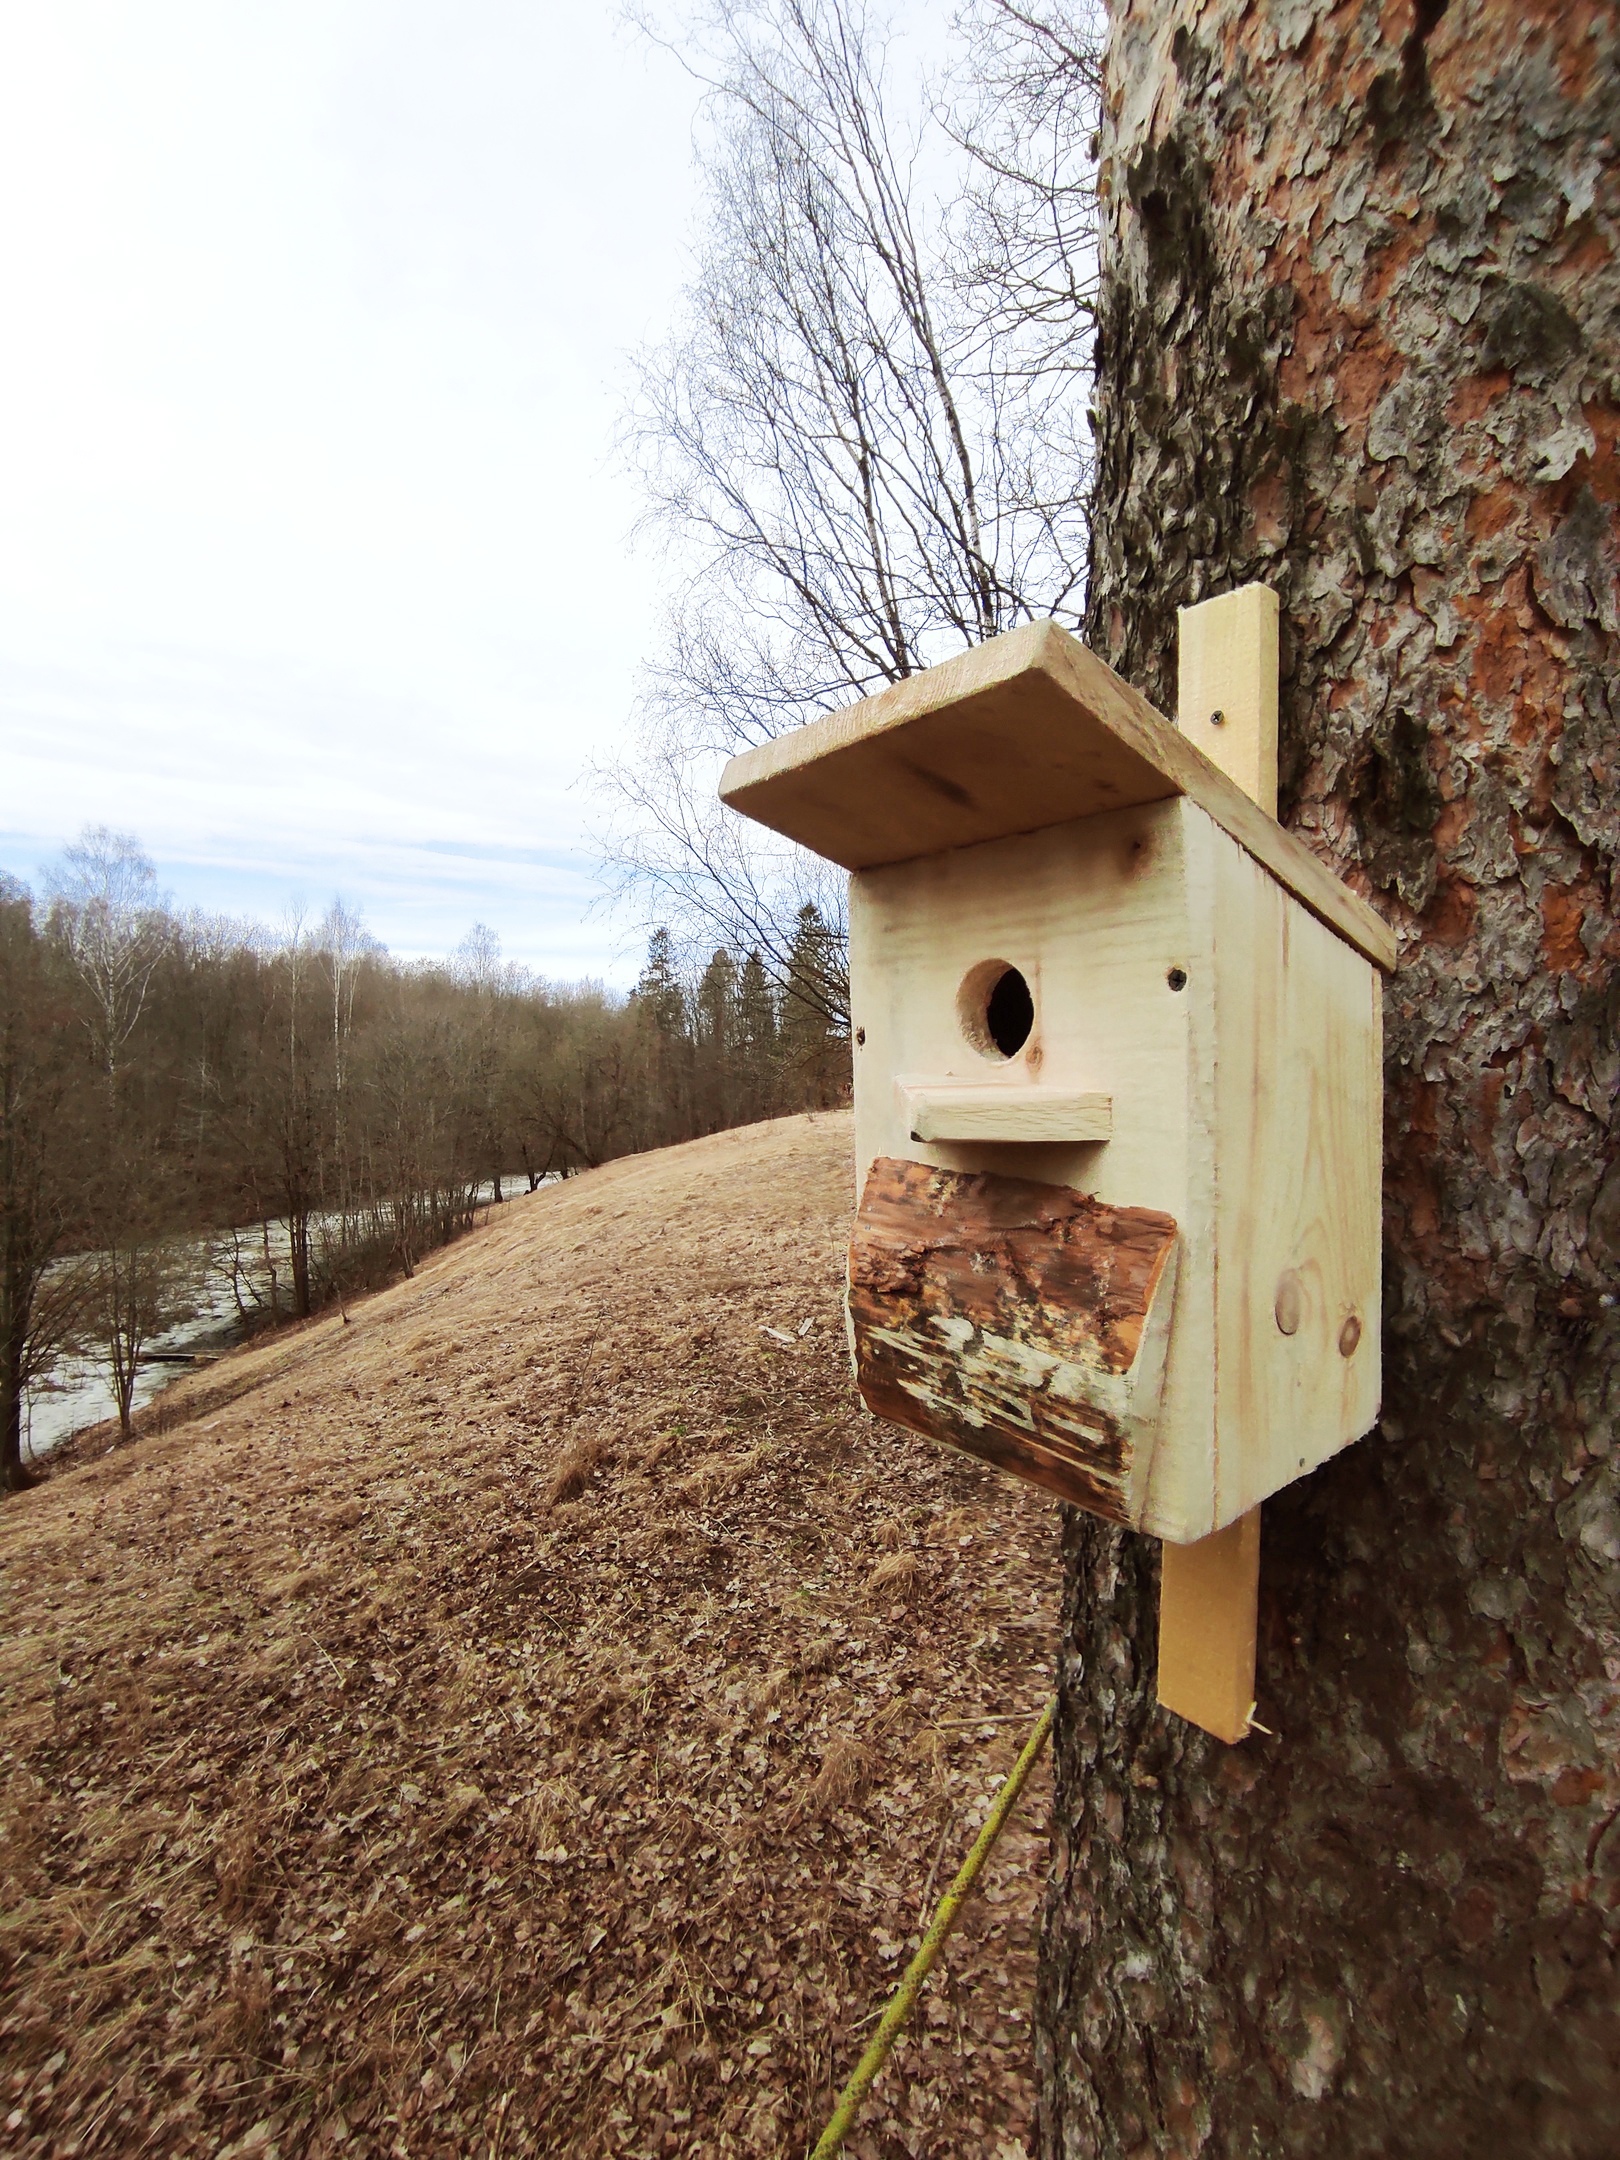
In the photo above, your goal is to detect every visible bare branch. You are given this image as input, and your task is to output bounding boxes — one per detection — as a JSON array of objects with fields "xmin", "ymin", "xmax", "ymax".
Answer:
[{"xmin": 608, "ymin": 0, "xmax": 1101, "ymax": 967}]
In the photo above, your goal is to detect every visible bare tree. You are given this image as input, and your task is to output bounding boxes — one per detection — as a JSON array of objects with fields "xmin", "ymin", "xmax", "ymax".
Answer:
[
  {"xmin": 452, "ymin": 923, "xmax": 521, "ymax": 1201},
  {"xmin": 604, "ymin": 724, "xmax": 852, "ymax": 1026},
  {"xmin": 519, "ymin": 997, "xmax": 643, "ymax": 1174},
  {"xmin": 258, "ymin": 910, "xmax": 327, "ymax": 1318},
  {"xmin": 947, "ymin": 0, "xmax": 1102, "ymax": 389},
  {"xmin": 608, "ymin": 0, "xmax": 1096, "ymax": 975},
  {"xmin": 45, "ymin": 827, "xmax": 169, "ymax": 1082},
  {"xmin": 319, "ymin": 897, "xmax": 376, "ymax": 1227},
  {"xmin": 0, "ymin": 881, "xmax": 89, "ymax": 1489},
  {"xmin": 74, "ymin": 1207, "xmax": 195, "ymax": 1441},
  {"xmin": 319, "ymin": 897, "xmax": 374, "ymax": 1102},
  {"xmin": 43, "ymin": 834, "xmax": 198, "ymax": 1435}
]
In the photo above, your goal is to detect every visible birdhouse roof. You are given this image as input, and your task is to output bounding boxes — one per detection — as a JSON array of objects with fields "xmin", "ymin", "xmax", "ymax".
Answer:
[{"xmin": 719, "ymin": 620, "xmax": 1396, "ymax": 972}]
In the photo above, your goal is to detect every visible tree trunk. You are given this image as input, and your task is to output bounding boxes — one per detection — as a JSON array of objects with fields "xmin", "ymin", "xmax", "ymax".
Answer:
[
  {"xmin": 110, "ymin": 1268, "xmax": 138, "ymax": 1440},
  {"xmin": 288, "ymin": 1201, "xmax": 312, "ymax": 1319},
  {"xmin": 1, "ymin": 1332, "xmax": 31, "ymax": 1492},
  {"xmin": 1037, "ymin": 2, "xmax": 1618, "ymax": 2152}
]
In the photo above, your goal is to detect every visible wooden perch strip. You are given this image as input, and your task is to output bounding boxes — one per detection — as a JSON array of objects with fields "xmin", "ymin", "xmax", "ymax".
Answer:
[
  {"xmin": 848, "ymin": 1158, "xmax": 1178, "ymax": 1521},
  {"xmin": 900, "ymin": 1084, "xmax": 1113, "ymax": 1144}
]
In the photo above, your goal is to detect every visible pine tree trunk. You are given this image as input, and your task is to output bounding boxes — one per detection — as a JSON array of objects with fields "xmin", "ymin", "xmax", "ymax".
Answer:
[{"xmin": 1037, "ymin": 2, "xmax": 1618, "ymax": 2151}]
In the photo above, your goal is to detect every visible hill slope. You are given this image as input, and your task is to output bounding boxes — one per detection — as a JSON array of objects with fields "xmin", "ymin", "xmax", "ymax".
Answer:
[{"xmin": 0, "ymin": 1113, "xmax": 1061, "ymax": 2159}]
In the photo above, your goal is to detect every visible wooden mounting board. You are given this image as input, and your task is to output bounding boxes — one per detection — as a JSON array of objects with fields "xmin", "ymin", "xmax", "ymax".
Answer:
[
  {"xmin": 1158, "ymin": 583, "xmax": 1283, "ymax": 1747},
  {"xmin": 719, "ymin": 618, "xmax": 1395, "ymax": 973},
  {"xmin": 1157, "ymin": 1507, "xmax": 1261, "ymax": 1745}
]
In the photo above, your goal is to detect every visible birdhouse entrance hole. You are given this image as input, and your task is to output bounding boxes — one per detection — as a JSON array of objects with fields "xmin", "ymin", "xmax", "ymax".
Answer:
[{"xmin": 959, "ymin": 961, "xmax": 1034, "ymax": 1060}]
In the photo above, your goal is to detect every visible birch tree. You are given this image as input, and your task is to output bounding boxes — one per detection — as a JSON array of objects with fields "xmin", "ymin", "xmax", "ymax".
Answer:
[
  {"xmin": 610, "ymin": 0, "xmax": 1095, "ymax": 988},
  {"xmin": 45, "ymin": 827, "xmax": 167, "ymax": 1083}
]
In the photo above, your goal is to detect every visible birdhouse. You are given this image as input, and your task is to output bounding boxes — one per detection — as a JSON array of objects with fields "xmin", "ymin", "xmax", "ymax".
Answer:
[{"xmin": 721, "ymin": 596, "xmax": 1395, "ymax": 1561}]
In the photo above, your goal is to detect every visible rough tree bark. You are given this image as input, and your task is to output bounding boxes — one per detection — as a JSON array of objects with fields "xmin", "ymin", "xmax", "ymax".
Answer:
[{"xmin": 1036, "ymin": 2, "xmax": 1618, "ymax": 2153}]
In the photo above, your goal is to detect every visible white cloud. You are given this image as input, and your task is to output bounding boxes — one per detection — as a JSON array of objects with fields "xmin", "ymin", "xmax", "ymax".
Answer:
[{"xmin": 0, "ymin": 0, "xmax": 703, "ymax": 981}]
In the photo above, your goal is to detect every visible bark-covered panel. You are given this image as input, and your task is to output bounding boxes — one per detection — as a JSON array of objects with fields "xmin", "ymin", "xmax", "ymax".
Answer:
[
  {"xmin": 1044, "ymin": 0, "xmax": 1619, "ymax": 2151},
  {"xmin": 849, "ymin": 1157, "xmax": 1177, "ymax": 1518}
]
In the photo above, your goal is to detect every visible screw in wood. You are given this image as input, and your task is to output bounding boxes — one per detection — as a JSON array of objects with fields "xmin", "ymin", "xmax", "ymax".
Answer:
[{"xmin": 1209, "ymin": 708, "xmax": 1226, "ymax": 726}]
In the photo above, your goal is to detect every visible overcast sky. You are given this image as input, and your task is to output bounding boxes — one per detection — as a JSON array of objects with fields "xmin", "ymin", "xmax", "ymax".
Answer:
[{"xmin": 0, "ymin": 1, "xmax": 704, "ymax": 981}]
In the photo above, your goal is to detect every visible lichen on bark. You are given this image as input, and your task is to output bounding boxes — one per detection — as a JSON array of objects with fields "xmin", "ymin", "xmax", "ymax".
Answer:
[{"xmin": 1041, "ymin": 1, "xmax": 1620, "ymax": 2151}]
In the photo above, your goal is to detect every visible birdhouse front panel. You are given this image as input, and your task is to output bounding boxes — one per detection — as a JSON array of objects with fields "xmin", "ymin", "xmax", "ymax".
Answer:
[
  {"xmin": 848, "ymin": 1156, "xmax": 1181, "ymax": 1526},
  {"xmin": 847, "ymin": 793, "xmax": 1381, "ymax": 1544}
]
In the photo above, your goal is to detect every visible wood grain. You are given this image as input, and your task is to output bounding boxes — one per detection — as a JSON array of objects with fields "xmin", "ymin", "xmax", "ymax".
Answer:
[
  {"xmin": 899, "ymin": 1084, "xmax": 1113, "ymax": 1145},
  {"xmin": 1176, "ymin": 584, "xmax": 1279, "ymax": 814},
  {"xmin": 849, "ymin": 788, "xmax": 1380, "ymax": 1540},
  {"xmin": 718, "ymin": 617, "xmax": 1396, "ymax": 972},
  {"xmin": 1156, "ymin": 1506, "xmax": 1262, "ymax": 1747},
  {"xmin": 1157, "ymin": 584, "xmax": 1276, "ymax": 1744},
  {"xmin": 848, "ymin": 1157, "xmax": 1178, "ymax": 1520}
]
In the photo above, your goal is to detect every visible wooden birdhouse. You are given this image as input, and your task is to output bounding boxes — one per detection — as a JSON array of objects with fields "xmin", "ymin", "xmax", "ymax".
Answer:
[{"xmin": 721, "ymin": 588, "xmax": 1396, "ymax": 1739}]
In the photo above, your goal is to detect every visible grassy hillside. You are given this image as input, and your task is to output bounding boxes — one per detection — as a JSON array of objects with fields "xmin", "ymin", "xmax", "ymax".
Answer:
[{"xmin": 0, "ymin": 1113, "xmax": 1061, "ymax": 2158}]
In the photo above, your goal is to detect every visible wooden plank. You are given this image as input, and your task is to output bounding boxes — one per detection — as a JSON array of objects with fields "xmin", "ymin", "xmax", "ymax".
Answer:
[
  {"xmin": 1177, "ymin": 585, "xmax": 1279, "ymax": 814},
  {"xmin": 721, "ymin": 623, "xmax": 1173, "ymax": 866},
  {"xmin": 1204, "ymin": 821, "xmax": 1383, "ymax": 1521},
  {"xmin": 848, "ymin": 1157, "xmax": 1178, "ymax": 1522},
  {"xmin": 1156, "ymin": 1507, "xmax": 1261, "ymax": 1746},
  {"xmin": 719, "ymin": 618, "xmax": 1396, "ymax": 972},
  {"xmin": 1156, "ymin": 583, "xmax": 1290, "ymax": 1746},
  {"xmin": 1135, "ymin": 799, "xmax": 1383, "ymax": 1741},
  {"xmin": 1031, "ymin": 635, "xmax": 1401, "ymax": 974},
  {"xmin": 900, "ymin": 1084, "xmax": 1113, "ymax": 1145}
]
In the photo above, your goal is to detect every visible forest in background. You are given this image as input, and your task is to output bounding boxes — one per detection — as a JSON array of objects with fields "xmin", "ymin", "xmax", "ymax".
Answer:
[{"xmin": 0, "ymin": 827, "xmax": 848, "ymax": 1485}]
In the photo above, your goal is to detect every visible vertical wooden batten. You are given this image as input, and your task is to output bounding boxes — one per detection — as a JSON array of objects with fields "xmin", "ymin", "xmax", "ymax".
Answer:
[
  {"xmin": 1156, "ymin": 584, "xmax": 1277, "ymax": 1745},
  {"xmin": 1176, "ymin": 583, "xmax": 1280, "ymax": 814}
]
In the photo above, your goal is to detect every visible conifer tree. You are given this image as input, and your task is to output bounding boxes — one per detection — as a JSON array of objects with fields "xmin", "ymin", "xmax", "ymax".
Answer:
[
  {"xmin": 736, "ymin": 948, "xmax": 779, "ymax": 1121},
  {"xmin": 779, "ymin": 904, "xmax": 848, "ymax": 1109}
]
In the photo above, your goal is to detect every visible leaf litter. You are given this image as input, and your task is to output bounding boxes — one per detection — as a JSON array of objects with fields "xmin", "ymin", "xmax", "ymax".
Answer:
[{"xmin": 0, "ymin": 1111, "xmax": 1061, "ymax": 2158}]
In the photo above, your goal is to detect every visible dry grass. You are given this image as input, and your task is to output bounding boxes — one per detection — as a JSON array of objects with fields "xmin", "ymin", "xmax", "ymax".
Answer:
[
  {"xmin": 543, "ymin": 1435, "xmax": 603, "ymax": 1506},
  {"xmin": 868, "ymin": 1551, "xmax": 926, "ymax": 1607},
  {"xmin": 0, "ymin": 1112, "xmax": 1060, "ymax": 2159}
]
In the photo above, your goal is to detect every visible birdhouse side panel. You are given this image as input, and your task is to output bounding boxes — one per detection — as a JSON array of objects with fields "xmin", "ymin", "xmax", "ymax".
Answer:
[{"xmin": 1203, "ymin": 811, "xmax": 1383, "ymax": 1528}]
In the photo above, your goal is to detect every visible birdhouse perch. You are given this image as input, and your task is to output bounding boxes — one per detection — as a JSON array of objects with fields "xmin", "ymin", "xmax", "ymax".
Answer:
[{"xmin": 721, "ymin": 588, "xmax": 1394, "ymax": 1742}]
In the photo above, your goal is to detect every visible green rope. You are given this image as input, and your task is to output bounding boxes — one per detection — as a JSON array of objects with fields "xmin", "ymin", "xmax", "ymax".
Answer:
[{"xmin": 807, "ymin": 1695, "xmax": 1057, "ymax": 2160}]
